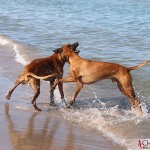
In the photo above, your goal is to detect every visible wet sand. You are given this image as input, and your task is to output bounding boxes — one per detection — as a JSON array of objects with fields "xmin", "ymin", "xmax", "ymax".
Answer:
[{"xmin": 0, "ymin": 102, "xmax": 124, "ymax": 150}]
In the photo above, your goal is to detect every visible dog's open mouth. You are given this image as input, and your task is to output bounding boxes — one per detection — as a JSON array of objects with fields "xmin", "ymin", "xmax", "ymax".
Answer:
[
  {"xmin": 71, "ymin": 42, "xmax": 79, "ymax": 54},
  {"xmin": 71, "ymin": 42, "xmax": 79, "ymax": 51}
]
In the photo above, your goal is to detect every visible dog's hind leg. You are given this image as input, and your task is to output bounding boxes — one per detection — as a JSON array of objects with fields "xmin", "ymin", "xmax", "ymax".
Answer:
[
  {"xmin": 6, "ymin": 79, "xmax": 22, "ymax": 100},
  {"xmin": 29, "ymin": 78, "xmax": 41, "ymax": 111},
  {"xmin": 117, "ymin": 75, "xmax": 143, "ymax": 114},
  {"xmin": 58, "ymin": 82, "xmax": 67, "ymax": 106},
  {"xmin": 6, "ymin": 72, "xmax": 27, "ymax": 100},
  {"xmin": 116, "ymin": 79, "xmax": 135, "ymax": 110}
]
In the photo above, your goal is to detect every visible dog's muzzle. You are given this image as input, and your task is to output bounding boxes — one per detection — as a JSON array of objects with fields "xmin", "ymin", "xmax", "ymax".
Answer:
[{"xmin": 71, "ymin": 42, "xmax": 79, "ymax": 50}]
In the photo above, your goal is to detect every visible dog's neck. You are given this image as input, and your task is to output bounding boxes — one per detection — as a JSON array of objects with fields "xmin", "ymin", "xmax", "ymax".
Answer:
[
  {"xmin": 52, "ymin": 53, "xmax": 66, "ymax": 66},
  {"xmin": 68, "ymin": 52, "xmax": 81, "ymax": 65}
]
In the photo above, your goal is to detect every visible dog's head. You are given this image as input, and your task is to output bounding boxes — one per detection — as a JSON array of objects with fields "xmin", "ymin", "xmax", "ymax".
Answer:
[{"xmin": 53, "ymin": 42, "xmax": 80, "ymax": 62}]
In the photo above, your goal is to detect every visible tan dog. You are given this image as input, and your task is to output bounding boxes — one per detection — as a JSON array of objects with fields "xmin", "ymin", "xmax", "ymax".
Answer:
[
  {"xmin": 52, "ymin": 44, "xmax": 150, "ymax": 114},
  {"xmin": 6, "ymin": 43, "xmax": 79, "ymax": 111}
]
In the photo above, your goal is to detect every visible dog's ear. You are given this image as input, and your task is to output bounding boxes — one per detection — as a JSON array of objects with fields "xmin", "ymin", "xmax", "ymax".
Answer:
[
  {"xmin": 67, "ymin": 44, "xmax": 71, "ymax": 48},
  {"xmin": 53, "ymin": 48, "xmax": 62, "ymax": 53}
]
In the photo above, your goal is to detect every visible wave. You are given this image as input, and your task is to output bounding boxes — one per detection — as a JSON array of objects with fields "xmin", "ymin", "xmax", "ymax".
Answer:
[
  {"xmin": 13, "ymin": 44, "xmax": 29, "ymax": 65},
  {"xmin": 0, "ymin": 34, "xmax": 30, "ymax": 66}
]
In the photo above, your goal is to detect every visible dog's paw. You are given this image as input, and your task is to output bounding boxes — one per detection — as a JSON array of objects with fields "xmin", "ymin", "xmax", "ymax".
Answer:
[
  {"xmin": 37, "ymin": 108, "xmax": 41, "ymax": 111},
  {"xmin": 67, "ymin": 104, "xmax": 73, "ymax": 108},
  {"xmin": 6, "ymin": 94, "xmax": 10, "ymax": 100}
]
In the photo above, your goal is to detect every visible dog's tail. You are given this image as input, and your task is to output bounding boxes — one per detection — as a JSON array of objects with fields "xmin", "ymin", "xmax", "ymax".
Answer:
[
  {"xmin": 27, "ymin": 73, "xmax": 56, "ymax": 80},
  {"xmin": 128, "ymin": 60, "xmax": 150, "ymax": 71}
]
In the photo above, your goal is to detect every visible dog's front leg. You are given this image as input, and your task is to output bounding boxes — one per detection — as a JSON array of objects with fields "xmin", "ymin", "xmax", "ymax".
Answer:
[
  {"xmin": 67, "ymin": 78, "xmax": 83, "ymax": 108},
  {"xmin": 51, "ymin": 76, "xmax": 76, "ymax": 90},
  {"xmin": 50, "ymin": 76, "xmax": 76, "ymax": 106}
]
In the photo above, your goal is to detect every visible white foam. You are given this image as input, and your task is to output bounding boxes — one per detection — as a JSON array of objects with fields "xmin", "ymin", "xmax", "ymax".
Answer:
[
  {"xmin": 141, "ymin": 102, "xmax": 149, "ymax": 114},
  {"xmin": 0, "ymin": 35, "xmax": 29, "ymax": 66},
  {"xmin": 0, "ymin": 35, "xmax": 12, "ymax": 46},
  {"xmin": 0, "ymin": 39, "xmax": 9, "ymax": 45},
  {"xmin": 56, "ymin": 100, "xmax": 150, "ymax": 150},
  {"xmin": 13, "ymin": 44, "xmax": 29, "ymax": 66}
]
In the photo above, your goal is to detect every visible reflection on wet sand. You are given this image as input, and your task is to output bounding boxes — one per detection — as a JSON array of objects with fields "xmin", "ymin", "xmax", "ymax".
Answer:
[
  {"xmin": 65, "ymin": 126, "xmax": 75, "ymax": 150},
  {"xmin": 5, "ymin": 104, "xmax": 56, "ymax": 149},
  {"xmin": 4, "ymin": 104, "xmax": 120, "ymax": 150},
  {"xmin": 5, "ymin": 104, "xmax": 90, "ymax": 150}
]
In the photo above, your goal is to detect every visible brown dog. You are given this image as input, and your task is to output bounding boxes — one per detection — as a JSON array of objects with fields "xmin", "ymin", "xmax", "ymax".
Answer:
[
  {"xmin": 6, "ymin": 43, "xmax": 79, "ymax": 111},
  {"xmin": 52, "ymin": 44, "xmax": 150, "ymax": 114}
]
